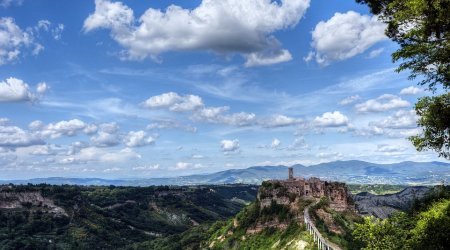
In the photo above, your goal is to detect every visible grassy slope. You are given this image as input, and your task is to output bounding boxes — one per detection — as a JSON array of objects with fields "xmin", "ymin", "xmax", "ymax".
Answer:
[{"xmin": 205, "ymin": 199, "xmax": 317, "ymax": 250}]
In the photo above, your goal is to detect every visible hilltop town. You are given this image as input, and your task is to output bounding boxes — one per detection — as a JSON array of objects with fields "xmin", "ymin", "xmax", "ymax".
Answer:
[{"xmin": 259, "ymin": 167, "xmax": 354, "ymax": 212}]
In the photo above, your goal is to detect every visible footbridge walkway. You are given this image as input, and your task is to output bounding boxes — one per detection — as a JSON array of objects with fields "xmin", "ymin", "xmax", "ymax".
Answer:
[{"xmin": 304, "ymin": 204, "xmax": 342, "ymax": 250}]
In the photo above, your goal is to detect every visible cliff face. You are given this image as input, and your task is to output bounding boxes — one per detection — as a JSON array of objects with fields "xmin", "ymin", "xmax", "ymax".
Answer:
[
  {"xmin": 258, "ymin": 178, "xmax": 355, "ymax": 212},
  {"xmin": 353, "ymin": 186, "xmax": 431, "ymax": 218},
  {"xmin": 0, "ymin": 188, "xmax": 67, "ymax": 216}
]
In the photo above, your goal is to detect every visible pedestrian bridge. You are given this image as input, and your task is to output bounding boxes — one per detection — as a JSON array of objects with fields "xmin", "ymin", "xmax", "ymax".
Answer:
[{"xmin": 304, "ymin": 204, "xmax": 342, "ymax": 250}]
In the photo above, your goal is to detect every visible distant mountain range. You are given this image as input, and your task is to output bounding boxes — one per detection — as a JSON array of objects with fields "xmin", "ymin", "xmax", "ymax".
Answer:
[{"xmin": 2, "ymin": 160, "xmax": 450, "ymax": 186}]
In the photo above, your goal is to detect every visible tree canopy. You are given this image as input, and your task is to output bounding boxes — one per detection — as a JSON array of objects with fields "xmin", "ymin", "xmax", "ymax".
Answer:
[{"xmin": 410, "ymin": 93, "xmax": 450, "ymax": 158}]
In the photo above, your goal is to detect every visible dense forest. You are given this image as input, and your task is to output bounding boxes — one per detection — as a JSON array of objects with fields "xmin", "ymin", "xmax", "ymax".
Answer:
[{"xmin": 0, "ymin": 184, "xmax": 257, "ymax": 249}]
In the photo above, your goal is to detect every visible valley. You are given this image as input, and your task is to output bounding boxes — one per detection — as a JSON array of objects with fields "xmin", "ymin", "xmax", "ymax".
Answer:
[{"xmin": 1, "ymin": 173, "xmax": 448, "ymax": 249}]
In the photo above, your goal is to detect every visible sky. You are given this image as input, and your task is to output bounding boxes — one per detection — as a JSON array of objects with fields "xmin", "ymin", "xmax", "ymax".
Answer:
[{"xmin": 0, "ymin": 0, "xmax": 443, "ymax": 179}]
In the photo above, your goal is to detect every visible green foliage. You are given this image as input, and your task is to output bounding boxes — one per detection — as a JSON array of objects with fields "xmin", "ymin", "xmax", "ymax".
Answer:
[
  {"xmin": 409, "ymin": 199, "xmax": 450, "ymax": 249},
  {"xmin": 409, "ymin": 93, "xmax": 450, "ymax": 159},
  {"xmin": 260, "ymin": 200, "xmax": 292, "ymax": 222},
  {"xmin": 208, "ymin": 221, "xmax": 315, "ymax": 250},
  {"xmin": 354, "ymin": 187, "xmax": 450, "ymax": 250},
  {"xmin": 353, "ymin": 216, "xmax": 405, "ymax": 250},
  {"xmin": 236, "ymin": 201, "xmax": 260, "ymax": 230},
  {"xmin": 0, "ymin": 184, "xmax": 257, "ymax": 249}
]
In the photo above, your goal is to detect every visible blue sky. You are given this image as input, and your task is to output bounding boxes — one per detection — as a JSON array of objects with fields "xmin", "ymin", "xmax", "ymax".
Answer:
[{"xmin": 0, "ymin": 0, "xmax": 442, "ymax": 179}]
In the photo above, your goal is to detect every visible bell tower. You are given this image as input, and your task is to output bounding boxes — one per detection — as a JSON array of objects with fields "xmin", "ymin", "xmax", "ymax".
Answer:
[{"xmin": 288, "ymin": 167, "xmax": 294, "ymax": 180}]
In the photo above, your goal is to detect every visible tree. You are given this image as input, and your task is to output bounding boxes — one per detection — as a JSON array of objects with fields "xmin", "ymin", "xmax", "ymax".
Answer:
[
  {"xmin": 409, "ymin": 199, "xmax": 450, "ymax": 250},
  {"xmin": 356, "ymin": 0, "xmax": 450, "ymax": 158},
  {"xmin": 410, "ymin": 93, "xmax": 450, "ymax": 158},
  {"xmin": 352, "ymin": 216, "xmax": 403, "ymax": 250}
]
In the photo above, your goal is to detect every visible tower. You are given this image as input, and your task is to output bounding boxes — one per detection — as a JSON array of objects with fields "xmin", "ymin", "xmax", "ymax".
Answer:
[{"xmin": 288, "ymin": 167, "xmax": 294, "ymax": 180}]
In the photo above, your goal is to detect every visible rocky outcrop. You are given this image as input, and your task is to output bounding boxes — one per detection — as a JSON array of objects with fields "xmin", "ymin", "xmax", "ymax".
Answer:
[
  {"xmin": 353, "ymin": 186, "xmax": 431, "ymax": 219},
  {"xmin": 0, "ymin": 190, "xmax": 67, "ymax": 216}
]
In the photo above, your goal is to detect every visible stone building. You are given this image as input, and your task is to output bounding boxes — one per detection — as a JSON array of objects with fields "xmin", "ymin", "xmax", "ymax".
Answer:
[{"xmin": 258, "ymin": 168, "xmax": 354, "ymax": 211}]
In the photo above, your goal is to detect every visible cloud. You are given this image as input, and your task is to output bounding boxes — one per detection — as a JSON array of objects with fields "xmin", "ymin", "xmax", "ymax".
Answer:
[
  {"xmin": 0, "ymin": 18, "xmax": 62, "ymax": 65},
  {"xmin": 51, "ymin": 24, "xmax": 64, "ymax": 40},
  {"xmin": 173, "ymin": 162, "xmax": 203, "ymax": 170},
  {"xmin": 367, "ymin": 48, "xmax": 384, "ymax": 58},
  {"xmin": 191, "ymin": 154, "xmax": 204, "ymax": 159},
  {"xmin": 0, "ymin": 123, "xmax": 44, "ymax": 148},
  {"xmin": 133, "ymin": 164, "xmax": 160, "ymax": 171},
  {"xmin": 271, "ymin": 138, "xmax": 281, "ymax": 148},
  {"xmin": 0, "ymin": 117, "xmax": 9, "ymax": 125},
  {"xmin": 193, "ymin": 106, "xmax": 256, "ymax": 127},
  {"xmin": 60, "ymin": 147, "xmax": 141, "ymax": 164},
  {"xmin": 376, "ymin": 144, "xmax": 407, "ymax": 153},
  {"xmin": 0, "ymin": 17, "xmax": 35, "ymax": 64},
  {"xmin": 339, "ymin": 95, "xmax": 360, "ymax": 105},
  {"xmin": 306, "ymin": 11, "xmax": 387, "ymax": 66},
  {"xmin": 90, "ymin": 122, "xmax": 121, "ymax": 147},
  {"xmin": 36, "ymin": 82, "xmax": 49, "ymax": 94},
  {"xmin": 314, "ymin": 111, "xmax": 349, "ymax": 127},
  {"xmin": 83, "ymin": 0, "xmax": 310, "ymax": 66},
  {"xmin": 147, "ymin": 119, "xmax": 197, "ymax": 133},
  {"xmin": 260, "ymin": 114, "xmax": 302, "ymax": 128},
  {"xmin": 34, "ymin": 119, "xmax": 92, "ymax": 139},
  {"xmin": 142, "ymin": 92, "xmax": 302, "ymax": 128},
  {"xmin": 0, "ymin": 77, "xmax": 36, "ymax": 102},
  {"xmin": 286, "ymin": 137, "xmax": 309, "ymax": 151},
  {"xmin": 67, "ymin": 141, "xmax": 89, "ymax": 155},
  {"xmin": 103, "ymin": 167, "xmax": 121, "ymax": 172},
  {"xmin": 0, "ymin": 0, "xmax": 23, "ymax": 8},
  {"xmin": 351, "ymin": 110, "xmax": 419, "ymax": 139},
  {"xmin": 370, "ymin": 110, "xmax": 418, "ymax": 129},
  {"xmin": 400, "ymin": 86, "xmax": 423, "ymax": 95},
  {"xmin": 141, "ymin": 92, "xmax": 203, "ymax": 112},
  {"xmin": 220, "ymin": 139, "xmax": 240, "ymax": 152},
  {"xmin": 245, "ymin": 49, "xmax": 292, "ymax": 67},
  {"xmin": 355, "ymin": 94, "xmax": 410, "ymax": 112},
  {"xmin": 123, "ymin": 130, "xmax": 155, "ymax": 147}
]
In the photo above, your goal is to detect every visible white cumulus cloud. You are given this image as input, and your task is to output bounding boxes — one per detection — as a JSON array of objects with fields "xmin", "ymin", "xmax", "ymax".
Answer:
[
  {"xmin": 142, "ymin": 92, "xmax": 203, "ymax": 112},
  {"xmin": 37, "ymin": 119, "xmax": 90, "ymax": 139},
  {"xmin": 0, "ymin": 77, "xmax": 34, "ymax": 102},
  {"xmin": 339, "ymin": 95, "xmax": 360, "ymax": 105},
  {"xmin": 355, "ymin": 94, "xmax": 410, "ymax": 113},
  {"xmin": 400, "ymin": 86, "xmax": 423, "ymax": 95},
  {"xmin": 123, "ymin": 130, "xmax": 155, "ymax": 147},
  {"xmin": 306, "ymin": 11, "xmax": 387, "ymax": 66},
  {"xmin": 83, "ymin": 0, "xmax": 310, "ymax": 66},
  {"xmin": 370, "ymin": 110, "xmax": 418, "ymax": 129},
  {"xmin": 0, "ymin": 123, "xmax": 44, "ymax": 148},
  {"xmin": 90, "ymin": 122, "xmax": 121, "ymax": 147},
  {"xmin": 260, "ymin": 114, "xmax": 302, "ymax": 128},
  {"xmin": 314, "ymin": 111, "xmax": 349, "ymax": 127},
  {"xmin": 220, "ymin": 139, "xmax": 240, "ymax": 152}
]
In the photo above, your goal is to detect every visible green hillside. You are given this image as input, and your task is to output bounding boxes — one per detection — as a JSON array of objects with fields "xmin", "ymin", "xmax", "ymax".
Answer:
[
  {"xmin": 354, "ymin": 186, "xmax": 450, "ymax": 250},
  {"xmin": 205, "ymin": 199, "xmax": 316, "ymax": 250},
  {"xmin": 0, "ymin": 184, "xmax": 257, "ymax": 249}
]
